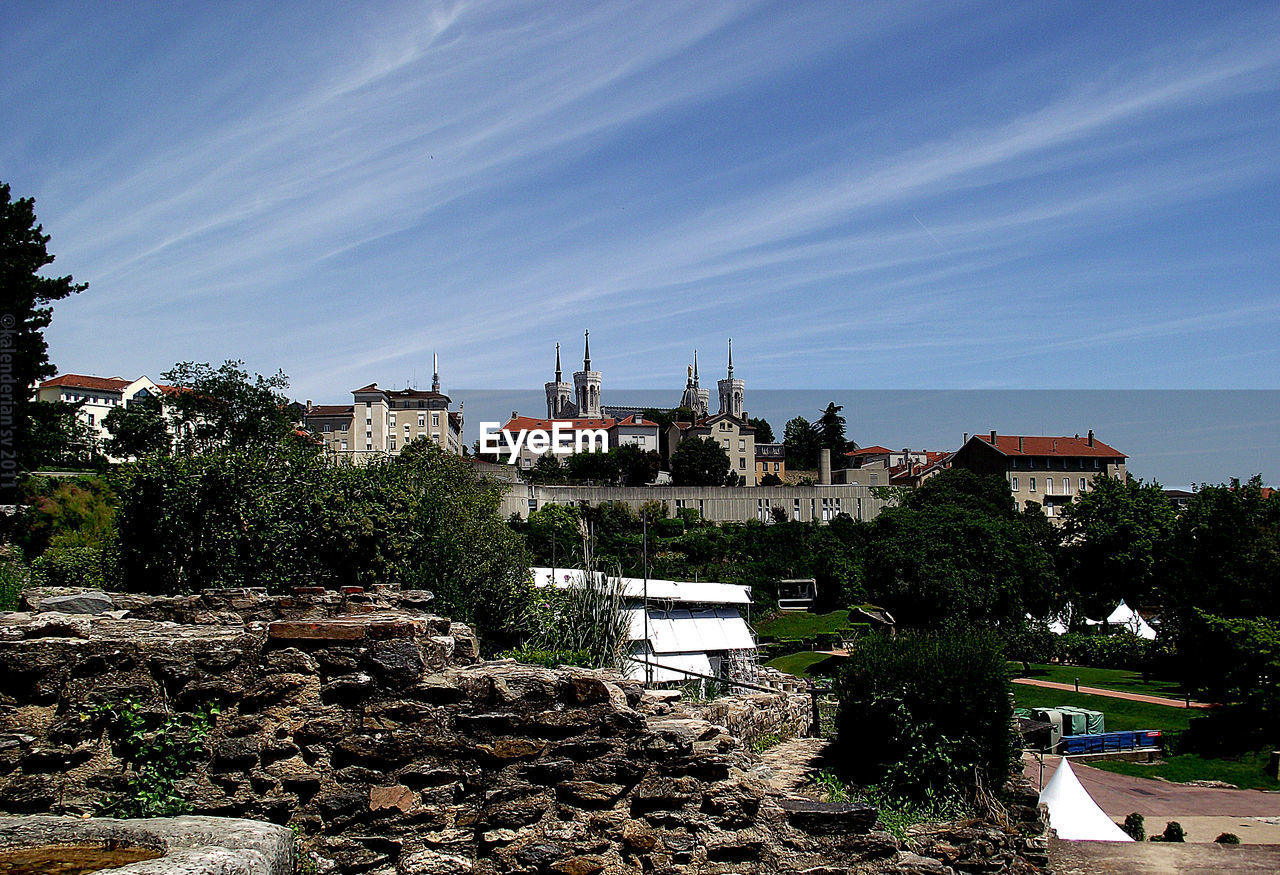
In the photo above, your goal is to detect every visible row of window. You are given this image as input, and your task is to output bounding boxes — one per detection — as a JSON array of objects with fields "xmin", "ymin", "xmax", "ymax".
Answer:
[
  {"xmin": 61, "ymin": 392, "xmax": 121, "ymax": 405},
  {"xmin": 1012, "ymin": 476, "xmax": 1090, "ymax": 493},
  {"xmin": 1013, "ymin": 457, "xmax": 1103, "ymax": 470}
]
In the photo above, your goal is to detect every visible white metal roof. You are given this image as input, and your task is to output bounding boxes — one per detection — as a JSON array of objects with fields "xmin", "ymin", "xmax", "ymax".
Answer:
[
  {"xmin": 623, "ymin": 607, "xmax": 755, "ymax": 653},
  {"xmin": 532, "ymin": 567, "xmax": 752, "ymax": 605},
  {"xmin": 620, "ymin": 647, "xmax": 713, "ymax": 683}
]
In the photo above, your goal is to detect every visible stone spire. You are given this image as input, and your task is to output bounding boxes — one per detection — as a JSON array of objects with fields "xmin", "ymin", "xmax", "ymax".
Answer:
[
  {"xmin": 573, "ymin": 329, "xmax": 602, "ymax": 418},
  {"xmin": 693, "ymin": 349, "xmax": 701, "ymax": 386},
  {"xmin": 546, "ymin": 341, "xmax": 573, "ymax": 418},
  {"xmin": 554, "ymin": 342, "xmax": 562, "ymax": 383},
  {"xmin": 583, "ymin": 329, "xmax": 592, "ymax": 371},
  {"xmin": 718, "ymin": 338, "xmax": 744, "ymax": 419}
]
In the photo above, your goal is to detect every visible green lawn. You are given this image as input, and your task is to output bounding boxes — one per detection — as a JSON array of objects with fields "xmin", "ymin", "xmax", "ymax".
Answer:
[
  {"xmin": 1013, "ymin": 684, "xmax": 1194, "ymax": 733},
  {"xmin": 1011, "ymin": 662, "xmax": 1185, "ymax": 699},
  {"xmin": 755, "ymin": 610, "xmax": 852, "ymax": 640},
  {"xmin": 1090, "ymin": 750, "xmax": 1280, "ymax": 791},
  {"xmin": 765, "ymin": 650, "xmax": 841, "ymax": 677}
]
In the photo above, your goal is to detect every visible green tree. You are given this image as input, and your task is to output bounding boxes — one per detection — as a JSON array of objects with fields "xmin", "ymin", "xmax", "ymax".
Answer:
[
  {"xmin": 103, "ymin": 392, "xmax": 171, "ymax": 459},
  {"xmin": 783, "ymin": 416, "xmax": 820, "ymax": 470},
  {"xmin": 161, "ymin": 360, "xmax": 294, "ymax": 454},
  {"xmin": 17, "ymin": 475, "xmax": 118, "ymax": 555},
  {"xmin": 1165, "ymin": 477, "xmax": 1280, "ymax": 622},
  {"xmin": 834, "ymin": 631, "xmax": 1016, "ymax": 801},
  {"xmin": 524, "ymin": 453, "xmax": 568, "ymax": 484},
  {"xmin": 670, "ymin": 437, "xmax": 730, "ymax": 486},
  {"xmin": 0, "ymin": 183, "xmax": 87, "ymax": 488},
  {"xmin": 1059, "ymin": 475, "xmax": 1174, "ymax": 616},
  {"xmin": 26, "ymin": 400, "xmax": 103, "ymax": 469},
  {"xmin": 748, "ymin": 417, "xmax": 775, "ymax": 444},
  {"xmin": 816, "ymin": 402, "xmax": 849, "ymax": 467},
  {"xmin": 613, "ymin": 443, "xmax": 661, "ymax": 486}
]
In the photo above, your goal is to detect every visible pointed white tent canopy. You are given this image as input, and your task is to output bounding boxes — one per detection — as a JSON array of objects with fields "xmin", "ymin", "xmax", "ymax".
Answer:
[
  {"xmin": 1039, "ymin": 758, "xmax": 1133, "ymax": 842},
  {"xmin": 1105, "ymin": 600, "xmax": 1157, "ymax": 640}
]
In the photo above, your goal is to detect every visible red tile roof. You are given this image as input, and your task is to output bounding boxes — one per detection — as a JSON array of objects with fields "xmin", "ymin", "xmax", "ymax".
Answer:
[
  {"xmin": 846, "ymin": 446, "xmax": 893, "ymax": 457},
  {"xmin": 304, "ymin": 405, "xmax": 353, "ymax": 417},
  {"xmin": 614, "ymin": 414, "xmax": 658, "ymax": 427},
  {"xmin": 502, "ymin": 416, "xmax": 616, "ymax": 431},
  {"xmin": 976, "ymin": 434, "xmax": 1125, "ymax": 458},
  {"xmin": 41, "ymin": 374, "xmax": 132, "ymax": 392},
  {"xmin": 351, "ymin": 383, "xmax": 383, "ymax": 394}
]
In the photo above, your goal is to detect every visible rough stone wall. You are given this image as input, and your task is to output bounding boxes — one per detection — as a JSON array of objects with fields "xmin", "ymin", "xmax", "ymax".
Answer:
[
  {"xmin": 0, "ymin": 589, "xmax": 1047, "ymax": 874},
  {"xmin": 682, "ymin": 691, "xmax": 813, "ymax": 749}
]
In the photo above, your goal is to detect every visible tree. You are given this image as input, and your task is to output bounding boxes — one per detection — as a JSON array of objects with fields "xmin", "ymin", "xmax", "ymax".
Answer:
[
  {"xmin": 1058, "ymin": 475, "xmax": 1174, "ymax": 616},
  {"xmin": 670, "ymin": 437, "xmax": 730, "ymax": 486},
  {"xmin": 613, "ymin": 443, "xmax": 661, "ymax": 486},
  {"xmin": 161, "ymin": 361, "xmax": 295, "ymax": 454},
  {"xmin": 748, "ymin": 417, "xmax": 775, "ymax": 444},
  {"xmin": 103, "ymin": 392, "xmax": 171, "ymax": 459},
  {"xmin": 25, "ymin": 400, "xmax": 103, "ymax": 469},
  {"xmin": 783, "ymin": 416, "xmax": 821, "ymax": 470},
  {"xmin": 524, "ymin": 453, "xmax": 568, "ymax": 484},
  {"xmin": 816, "ymin": 402, "xmax": 849, "ymax": 467},
  {"xmin": 1, "ymin": 183, "xmax": 88, "ymax": 488}
]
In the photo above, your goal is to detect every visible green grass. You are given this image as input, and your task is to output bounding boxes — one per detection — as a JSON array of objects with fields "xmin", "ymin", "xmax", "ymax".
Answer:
[
  {"xmin": 1090, "ymin": 750, "xmax": 1280, "ymax": 791},
  {"xmin": 755, "ymin": 610, "xmax": 852, "ymax": 640},
  {"xmin": 766, "ymin": 650, "xmax": 841, "ymax": 677},
  {"xmin": 1011, "ymin": 662, "xmax": 1184, "ymax": 698},
  {"xmin": 1013, "ymin": 684, "xmax": 1194, "ymax": 733}
]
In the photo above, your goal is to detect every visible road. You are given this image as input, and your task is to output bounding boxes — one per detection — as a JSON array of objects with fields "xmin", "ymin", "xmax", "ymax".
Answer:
[{"xmin": 1013, "ymin": 677, "xmax": 1213, "ymax": 709}]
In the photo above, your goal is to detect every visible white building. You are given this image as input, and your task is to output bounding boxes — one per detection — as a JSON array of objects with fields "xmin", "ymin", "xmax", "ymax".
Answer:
[
  {"xmin": 531, "ymin": 567, "xmax": 758, "ymax": 684},
  {"xmin": 35, "ymin": 374, "xmax": 181, "ymax": 460}
]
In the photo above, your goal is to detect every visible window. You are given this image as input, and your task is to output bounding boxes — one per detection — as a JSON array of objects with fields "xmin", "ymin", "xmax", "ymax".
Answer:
[
  {"xmin": 773, "ymin": 462, "xmax": 780, "ymax": 472},
  {"xmin": 1063, "ymin": 478, "xmax": 1071, "ymax": 494},
  {"xmin": 390, "ymin": 438, "xmax": 396, "ymax": 450},
  {"xmin": 87, "ymin": 414, "xmax": 95, "ymax": 426},
  {"xmin": 1029, "ymin": 477, "xmax": 1037, "ymax": 492},
  {"xmin": 1080, "ymin": 477, "xmax": 1087, "ymax": 492},
  {"xmin": 390, "ymin": 415, "xmax": 396, "ymax": 427},
  {"xmin": 870, "ymin": 473, "xmax": 878, "ymax": 484},
  {"xmin": 793, "ymin": 498, "xmax": 801, "ymax": 521},
  {"xmin": 857, "ymin": 497, "xmax": 863, "ymax": 519},
  {"xmin": 365, "ymin": 441, "xmax": 373, "ymax": 450},
  {"xmin": 404, "ymin": 424, "xmax": 410, "ymax": 434},
  {"xmin": 739, "ymin": 458, "xmax": 746, "ymax": 469},
  {"xmin": 432, "ymin": 413, "xmax": 439, "ymax": 427},
  {"xmin": 341, "ymin": 440, "xmax": 348, "ymax": 451},
  {"xmin": 418, "ymin": 415, "xmax": 425, "ymax": 428},
  {"xmin": 323, "ymin": 424, "xmax": 332, "ymax": 433},
  {"xmin": 1093, "ymin": 459, "xmax": 1100, "ymax": 469},
  {"xmin": 739, "ymin": 439, "xmax": 745, "ymax": 451},
  {"xmin": 723, "ymin": 439, "xmax": 730, "ymax": 449},
  {"xmin": 1012, "ymin": 476, "xmax": 1019, "ymax": 491}
]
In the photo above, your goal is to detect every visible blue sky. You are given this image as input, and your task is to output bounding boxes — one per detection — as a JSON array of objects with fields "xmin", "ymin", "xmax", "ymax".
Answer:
[{"xmin": 4, "ymin": 1, "xmax": 1279, "ymax": 407}]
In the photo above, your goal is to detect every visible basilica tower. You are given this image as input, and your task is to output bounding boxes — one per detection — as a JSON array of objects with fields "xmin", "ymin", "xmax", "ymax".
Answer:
[{"xmin": 717, "ymin": 339, "xmax": 744, "ymax": 419}]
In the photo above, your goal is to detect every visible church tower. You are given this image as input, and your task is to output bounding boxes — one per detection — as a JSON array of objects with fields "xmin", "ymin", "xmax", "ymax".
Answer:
[
  {"xmin": 544, "ymin": 343, "xmax": 573, "ymax": 418},
  {"xmin": 680, "ymin": 350, "xmax": 710, "ymax": 418},
  {"xmin": 717, "ymin": 338, "xmax": 744, "ymax": 420},
  {"xmin": 573, "ymin": 330, "xmax": 602, "ymax": 418}
]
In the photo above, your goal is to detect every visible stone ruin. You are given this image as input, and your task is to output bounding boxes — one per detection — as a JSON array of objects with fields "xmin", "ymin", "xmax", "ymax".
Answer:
[{"xmin": 0, "ymin": 586, "xmax": 1048, "ymax": 873}]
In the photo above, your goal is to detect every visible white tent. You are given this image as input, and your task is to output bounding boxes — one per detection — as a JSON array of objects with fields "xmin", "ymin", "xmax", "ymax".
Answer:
[
  {"xmin": 1039, "ymin": 758, "xmax": 1133, "ymax": 842},
  {"xmin": 1105, "ymin": 600, "xmax": 1157, "ymax": 640}
]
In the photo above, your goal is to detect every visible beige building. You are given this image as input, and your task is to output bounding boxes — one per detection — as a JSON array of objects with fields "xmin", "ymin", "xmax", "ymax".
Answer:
[
  {"xmin": 836, "ymin": 446, "xmax": 953, "ymax": 488},
  {"xmin": 35, "ymin": 374, "xmax": 184, "ymax": 460},
  {"xmin": 755, "ymin": 442, "xmax": 785, "ymax": 484},
  {"xmin": 949, "ymin": 430, "xmax": 1126, "ymax": 519},
  {"xmin": 669, "ymin": 413, "xmax": 756, "ymax": 484},
  {"xmin": 302, "ymin": 359, "xmax": 464, "ymax": 461}
]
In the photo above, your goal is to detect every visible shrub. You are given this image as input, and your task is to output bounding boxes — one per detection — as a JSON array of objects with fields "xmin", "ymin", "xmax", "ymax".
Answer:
[
  {"xmin": 1057, "ymin": 632, "xmax": 1154, "ymax": 670},
  {"xmin": 0, "ymin": 546, "xmax": 27, "ymax": 611},
  {"xmin": 496, "ymin": 647, "xmax": 591, "ymax": 668},
  {"xmin": 1215, "ymin": 832, "xmax": 1241, "ymax": 844},
  {"xmin": 833, "ymin": 631, "xmax": 1017, "ymax": 801},
  {"xmin": 1122, "ymin": 812, "xmax": 1145, "ymax": 841},
  {"xmin": 28, "ymin": 544, "xmax": 114, "ymax": 590},
  {"xmin": 1152, "ymin": 821, "xmax": 1185, "ymax": 842}
]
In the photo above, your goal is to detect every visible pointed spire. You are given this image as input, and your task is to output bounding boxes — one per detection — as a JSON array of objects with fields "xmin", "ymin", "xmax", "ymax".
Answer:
[
  {"xmin": 693, "ymin": 349, "xmax": 700, "ymax": 386},
  {"xmin": 431, "ymin": 351, "xmax": 440, "ymax": 393},
  {"xmin": 727, "ymin": 338, "xmax": 734, "ymax": 378},
  {"xmin": 554, "ymin": 342, "xmax": 562, "ymax": 382},
  {"xmin": 583, "ymin": 329, "xmax": 592, "ymax": 371}
]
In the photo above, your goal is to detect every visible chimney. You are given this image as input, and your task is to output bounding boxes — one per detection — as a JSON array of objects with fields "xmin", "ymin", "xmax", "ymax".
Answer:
[
  {"xmin": 1088, "ymin": 429, "xmax": 1094, "ymax": 447},
  {"xmin": 819, "ymin": 449, "xmax": 832, "ymax": 485},
  {"xmin": 512, "ymin": 410, "xmax": 519, "ymax": 420},
  {"xmin": 306, "ymin": 399, "xmax": 312, "ymax": 413},
  {"xmin": 963, "ymin": 432, "xmax": 969, "ymax": 444},
  {"xmin": 1018, "ymin": 436, "xmax": 1024, "ymax": 453},
  {"xmin": 990, "ymin": 429, "xmax": 997, "ymax": 443}
]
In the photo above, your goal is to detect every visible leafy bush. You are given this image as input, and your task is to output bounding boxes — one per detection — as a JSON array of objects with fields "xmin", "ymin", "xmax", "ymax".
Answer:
[
  {"xmin": 518, "ymin": 563, "xmax": 628, "ymax": 670},
  {"xmin": 28, "ymin": 544, "xmax": 115, "ymax": 590},
  {"xmin": 496, "ymin": 647, "xmax": 591, "ymax": 668},
  {"xmin": 1122, "ymin": 812, "xmax": 1145, "ymax": 841},
  {"xmin": 1152, "ymin": 821, "xmax": 1185, "ymax": 843},
  {"xmin": 1057, "ymin": 632, "xmax": 1154, "ymax": 670},
  {"xmin": 833, "ymin": 631, "xmax": 1017, "ymax": 801},
  {"xmin": 1215, "ymin": 832, "xmax": 1241, "ymax": 844},
  {"xmin": 0, "ymin": 546, "xmax": 27, "ymax": 611}
]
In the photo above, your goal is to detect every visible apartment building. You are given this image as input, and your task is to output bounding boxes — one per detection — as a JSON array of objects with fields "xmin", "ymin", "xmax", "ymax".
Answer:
[
  {"xmin": 495, "ymin": 414, "xmax": 661, "ymax": 471},
  {"xmin": 950, "ymin": 430, "xmax": 1126, "ymax": 519},
  {"xmin": 35, "ymin": 374, "xmax": 182, "ymax": 459},
  {"xmin": 755, "ymin": 442, "xmax": 785, "ymax": 484},
  {"xmin": 301, "ymin": 361, "xmax": 464, "ymax": 460}
]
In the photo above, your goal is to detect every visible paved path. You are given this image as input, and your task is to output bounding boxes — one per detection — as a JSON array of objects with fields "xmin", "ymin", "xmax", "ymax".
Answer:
[
  {"xmin": 1013, "ymin": 676, "xmax": 1213, "ymax": 709},
  {"xmin": 757, "ymin": 737, "xmax": 831, "ymax": 799},
  {"xmin": 1051, "ymin": 837, "xmax": 1280, "ymax": 872},
  {"xmin": 1026, "ymin": 754, "xmax": 1280, "ymax": 818}
]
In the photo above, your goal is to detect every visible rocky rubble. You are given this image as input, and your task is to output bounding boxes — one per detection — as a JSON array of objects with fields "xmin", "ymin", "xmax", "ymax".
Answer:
[{"xmin": 0, "ymin": 587, "xmax": 1047, "ymax": 874}]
